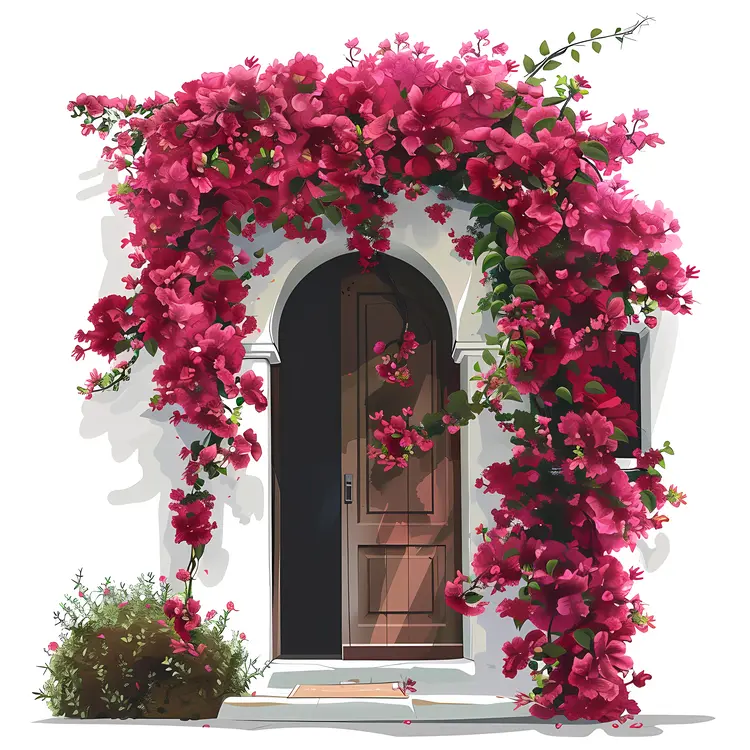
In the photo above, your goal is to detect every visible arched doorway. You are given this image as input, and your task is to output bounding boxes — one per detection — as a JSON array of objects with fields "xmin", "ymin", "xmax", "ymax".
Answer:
[{"xmin": 272, "ymin": 253, "xmax": 462, "ymax": 659}]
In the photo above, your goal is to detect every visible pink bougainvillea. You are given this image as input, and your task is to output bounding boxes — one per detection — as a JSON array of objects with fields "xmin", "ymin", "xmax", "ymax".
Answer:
[{"xmin": 70, "ymin": 16, "xmax": 693, "ymax": 722}]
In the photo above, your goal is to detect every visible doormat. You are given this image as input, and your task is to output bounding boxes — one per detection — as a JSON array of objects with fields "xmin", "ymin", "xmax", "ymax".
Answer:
[{"xmin": 288, "ymin": 683, "xmax": 407, "ymax": 699}]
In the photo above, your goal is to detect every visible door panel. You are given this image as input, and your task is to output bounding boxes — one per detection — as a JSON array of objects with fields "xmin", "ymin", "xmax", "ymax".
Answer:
[{"xmin": 341, "ymin": 256, "xmax": 462, "ymax": 657}]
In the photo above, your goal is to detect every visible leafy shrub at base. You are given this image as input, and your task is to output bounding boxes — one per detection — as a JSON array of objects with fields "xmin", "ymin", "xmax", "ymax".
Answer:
[{"xmin": 36, "ymin": 571, "xmax": 265, "ymax": 720}]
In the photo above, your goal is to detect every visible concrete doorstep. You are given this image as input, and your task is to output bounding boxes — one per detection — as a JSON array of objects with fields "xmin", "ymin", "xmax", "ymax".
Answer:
[{"xmin": 218, "ymin": 686, "xmax": 529, "ymax": 722}]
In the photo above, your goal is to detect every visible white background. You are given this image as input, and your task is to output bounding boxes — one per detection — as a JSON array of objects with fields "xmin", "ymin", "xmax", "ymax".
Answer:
[{"xmin": 1, "ymin": 0, "xmax": 747, "ymax": 746}]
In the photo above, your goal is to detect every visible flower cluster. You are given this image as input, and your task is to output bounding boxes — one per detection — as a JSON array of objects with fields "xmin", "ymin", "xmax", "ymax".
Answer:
[{"xmin": 70, "ymin": 18, "xmax": 689, "ymax": 723}]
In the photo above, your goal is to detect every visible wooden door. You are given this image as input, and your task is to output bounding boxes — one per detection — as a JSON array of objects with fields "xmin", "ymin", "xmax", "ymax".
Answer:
[{"xmin": 341, "ymin": 255, "xmax": 462, "ymax": 660}]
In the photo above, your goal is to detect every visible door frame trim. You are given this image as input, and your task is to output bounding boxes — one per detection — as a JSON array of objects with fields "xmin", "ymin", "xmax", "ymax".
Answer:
[{"xmin": 267, "ymin": 253, "xmax": 483, "ymax": 664}]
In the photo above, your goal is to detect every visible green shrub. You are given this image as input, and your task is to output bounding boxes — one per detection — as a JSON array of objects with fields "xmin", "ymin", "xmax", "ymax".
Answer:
[{"xmin": 35, "ymin": 570, "xmax": 267, "ymax": 720}]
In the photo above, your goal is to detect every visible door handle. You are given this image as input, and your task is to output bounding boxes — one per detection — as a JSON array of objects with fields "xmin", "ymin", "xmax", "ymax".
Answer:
[{"xmin": 344, "ymin": 474, "xmax": 353, "ymax": 504}]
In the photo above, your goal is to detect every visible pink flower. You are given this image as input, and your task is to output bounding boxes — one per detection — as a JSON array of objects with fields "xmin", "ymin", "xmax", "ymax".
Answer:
[
  {"xmin": 502, "ymin": 630, "xmax": 546, "ymax": 677},
  {"xmin": 239, "ymin": 632, "xmax": 246, "ymax": 640},
  {"xmin": 48, "ymin": 642, "xmax": 59, "ymax": 652},
  {"xmin": 205, "ymin": 664, "xmax": 213, "ymax": 672},
  {"xmin": 176, "ymin": 569, "xmax": 191, "ymax": 582},
  {"xmin": 205, "ymin": 610, "xmax": 217, "ymax": 621},
  {"xmin": 425, "ymin": 203, "xmax": 451, "ymax": 224},
  {"xmin": 238, "ymin": 370, "xmax": 268, "ymax": 412},
  {"xmin": 445, "ymin": 571, "xmax": 487, "ymax": 617},
  {"xmin": 159, "ymin": 575, "xmax": 167, "ymax": 583},
  {"xmin": 631, "ymin": 670, "xmax": 652, "ymax": 688},
  {"xmin": 226, "ymin": 428, "xmax": 262, "ymax": 469},
  {"xmin": 373, "ymin": 341, "xmax": 386, "ymax": 355},
  {"xmin": 164, "ymin": 596, "xmax": 201, "ymax": 642},
  {"xmin": 226, "ymin": 601, "xmax": 237, "ymax": 611}
]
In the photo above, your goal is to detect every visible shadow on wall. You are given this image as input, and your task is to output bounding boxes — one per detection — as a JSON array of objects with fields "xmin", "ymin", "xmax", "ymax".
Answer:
[{"xmin": 76, "ymin": 161, "xmax": 264, "ymax": 590}]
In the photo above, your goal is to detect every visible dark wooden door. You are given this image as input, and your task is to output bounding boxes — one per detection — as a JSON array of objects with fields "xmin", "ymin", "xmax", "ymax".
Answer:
[{"xmin": 340, "ymin": 255, "xmax": 462, "ymax": 660}]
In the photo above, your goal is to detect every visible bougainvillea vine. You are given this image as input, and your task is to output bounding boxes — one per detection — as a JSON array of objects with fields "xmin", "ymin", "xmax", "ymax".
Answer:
[{"xmin": 69, "ymin": 15, "xmax": 694, "ymax": 722}]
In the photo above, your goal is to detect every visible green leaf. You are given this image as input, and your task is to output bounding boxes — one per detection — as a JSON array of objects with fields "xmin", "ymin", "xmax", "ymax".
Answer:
[
  {"xmin": 144, "ymin": 338, "xmax": 158, "ymax": 357},
  {"xmin": 482, "ymin": 252, "xmax": 502, "ymax": 273},
  {"xmin": 568, "ymin": 32, "xmax": 576, "ymax": 43},
  {"xmin": 442, "ymin": 135, "xmax": 454, "ymax": 153},
  {"xmin": 213, "ymin": 265, "xmax": 238, "ymax": 281},
  {"xmin": 496, "ymin": 81, "xmax": 517, "ymax": 94},
  {"xmin": 612, "ymin": 427, "xmax": 629, "ymax": 443},
  {"xmin": 464, "ymin": 591, "xmax": 483, "ymax": 604},
  {"xmin": 591, "ymin": 28, "xmax": 602, "ymax": 38},
  {"xmin": 546, "ymin": 559, "xmax": 558, "ymax": 575},
  {"xmin": 640, "ymin": 490, "xmax": 657, "ymax": 513},
  {"xmin": 131, "ymin": 133, "xmax": 144, "ymax": 157},
  {"xmin": 542, "ymin": 642, "xmax": 566, "ymax": 658},
  {"xmin": 482, "ymin": 349, "xmax": 496, "ymax": 366},
  {"xmin": 539, "ymin": 40, "xmax": 550, "ymax": 55},
  {"xmin": 571, "ymin": 49, "xmax": 580, "ymax": 63},
  {"xmin": 573, "ymin": 628, "xmax": 593, "ymax": 650},
  {"xmin": 494, "ymin": 211, "xmax": 516, "ymax": 234},
  {"xmin": 319, "ymin": 185, "xmax": 344, "ymax": 203},
  {"xmin": 226, "ymin": 215, "xmax": 241, "ymax": 235},
  {"xmin": 513, "ymin": 284, "xmax": 538, "ymax": 301},
  {"xmin": 470, "ymin": 203, "xmax": 498, "ymax": 219},
  {"xmin": 114, "ymin": 339, "xmax": 131, "ymax": 355},
  {"xmin": 579, "ymin": 140, "xmax": 610, "ymax": 164},
  {"xmin": 504, "ymin": 256, "xmax": 527, "ymax": 271},
  {"xmin": 324, "ymin": 205, "xmax": 342, "ymax": 225},
  {"xmin": 490, "ymin": 104, "xmax": 516, "ymax": 120},
  {"xmin": 543, "ymin": 60, "xmax": 562, "ymax": 71},
  {"xmin": 259, "ymin": 96, "xmax": 271, "ymax": 119},
  {"xmin": 212, "ymin": 159, "xmax": 230, "ymax": 178},
  {"xmin": 472, "ymin": 233, "xmax": 495, "ymax": 261},
  {"xmin": 509, "ymin": 268, "xmax": 535, "ymax": 284},
  {"xmin": 523, "ymin": 55, "xmax": 535, "ymax": 74},
  {"xmin": 592, "ymin": 41, "xmax": 602, "ymax": 54},
  {"xmin": 542, "ymin": 96, "xmax": 566, "ymax": 106},
  {"xmin": 289, "ymin": 176, "xmax": 305, "ymax": 194},
  {"xmin": 308, "ymin": 198, "xmax": 324, "ymax": 215},
  {"xmin": 272, "ymin": 212, "xmax": 289, "ymax": 231},
  {"xmin": 533, "ymin": 117, "xmax": 558, "ymax": 134},
  {"xmin": 490, "ymin": 300, "xmax": 504, "ymax": 317},
  {"xmin": 175, "ymin": 123, "xmax": 187, "ymax": 139},
  {"xmin": 573, "ymin": 170, "xmax": 597, "ymax": 186},
  {"xmin": 510, "ymin": 116, "xmax": 524, "ymax": 138},
  {"xmin": 561, "ymin": 107, "xmax": 576, "ymax": 128},
  {"xmin": 529, "ymin": 660, "xmax": 539, "ymax": 671},
  {"xmin": 555, "ymin": 386, "xmax": 572, "ymax": 403},
  {"xmin": 291, "ymin": 215, "xmax": 304, "ymax": 231},
  {"xmin": 504, "ymin": 386, "xmax": 522, "ymax": 402},
  {"xmin": 584, "ymin": 380, "xmax": 606, "ymax": 394}
]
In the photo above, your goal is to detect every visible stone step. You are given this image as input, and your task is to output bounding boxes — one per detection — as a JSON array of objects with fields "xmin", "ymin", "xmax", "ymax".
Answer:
[
  {"xmin": 218, "ymin": 689, "xmax": 527, "ymax": 722},
  {"xmin": 264, "ymin": 658, "xmax": 476, "ymax": 693}
]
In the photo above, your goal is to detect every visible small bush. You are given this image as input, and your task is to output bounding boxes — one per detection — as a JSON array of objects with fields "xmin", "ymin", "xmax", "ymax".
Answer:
[{"xmin": 35, "ymin": 570, "xmax": 266, "ymax": 720}]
